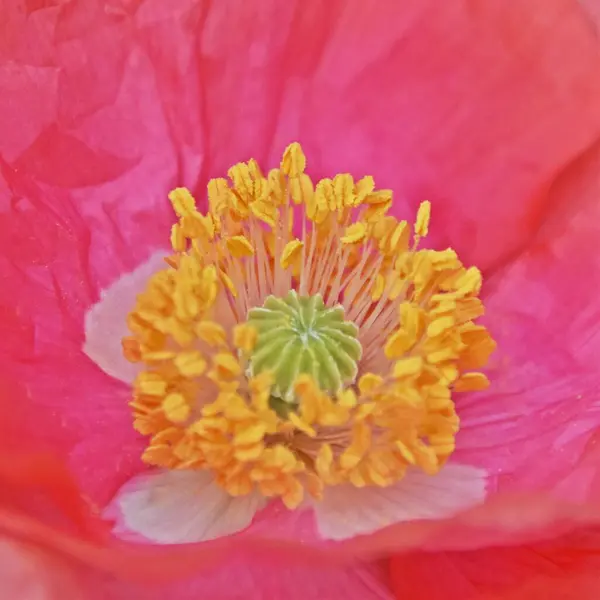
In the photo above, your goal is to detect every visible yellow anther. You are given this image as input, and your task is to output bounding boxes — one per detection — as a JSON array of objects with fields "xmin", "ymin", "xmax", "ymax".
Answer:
[
  {"xmin": 354, "ymin": 175, "xmax": 375, "ymax": 205},
  {"xmin": 226, "ymin": 235, "xmax": 255, "ymax": 258},
  {"xmin": 195, "ymin": 321, "xmax": 227, "ymax": 347},
  {"xmin": 162, "ymin": 393, "xmax": 190, "ymax": 423},
  {"xmin": 218, "ymin": 269, "xmax": 237, "ymax": 298},
  {"xmin": 280, "ymin": 239, "xmax": 304, "ymax": 270},
  {"xmin": 249, "ymin": 371, "xmax": 274, "ymax": 395},
  {"xmin": 341, "ymin": 222, "xmax": 367, "ymax": 244},
  {"xmin": 334, "ymin": 173, "xmax": 355, "ymax": 208},
  {"xmin": 222, "ymin": 394, "xmax": 255, "ymax": 421},
  {"xmin": 457, "ymin": 267, "xmax": 483, "ymax": 295},
  {"xmin": 363, "ymin": 189, "xmax": 393, "ymax": 221},
  {"xmin": 384, "ymin": 329, "xmax": 414, "ymax": 359},
  {"xmin": 267, "ymin": 169, "xmax": 285, "ymax": 203},
  {"xmin": 371, "ymin": 273, "xmax": 386, "ymax": 301},
  {"xmin": 282, "ymin": 479, "xmax": 304, "ymax": 509},
  {"xmin": 168, "ymin": 187, "xmax": 196, "ymax": 217},
  {"xmin": 392, "ymin": 356, "xmax": 423, "ymax": 378},
  {"xmin": 389, "ymin": 220, "xmax": 411, "ymax": 254},
  {"xmin": 427, "ymin": 316, "xmax": 456, "ymax": 338},
  {"xmin": 415, "ymin": 200, "xmax": 431, "ymax": 237},
  {"xmin": 250, "ymin": 199, "xmax": 277, "ymax": 227},
  {"xmin": 337, "ymin": 388, "xmax": 358, "ymax": 408},
  {"xmin": 281, "ymin": 142, "xmax": 306, "ymax": 177},
  {"xmin": 358, "ymin": 373, "xmax": 384, "ymax": 394},
  {"xmin": 395, "ymin": 441, "xmax": 416, "ymax": 465},
  {"xmin": 265, "ymin": 445, "xmax": 298, "ymax": 472},
  {"xmin": 234, "ymin": 422, "xmax": 267, "ymax": 446},
  {"xmin": 288, "ymin": 412, "xmax": 317, "ymax": 438},
  {"xmin": 170, "ymin": 223, "xmax": 186, "ymax": 252},
  {"xmin": 235, "ymin": 443, "xmax": 264, "ymax": 462},
  {"xmin": 364, "ymin": 189, "xmax": 392, "ymax": 207},
  {"xmin": 233, "ymin": 323, "xmax": 258, "ymax": 354},
  {"xmin": 289, "ymin": 173, "xmax": 314, "ymax": 205},
  {"xmin": 207, "ymin": 178, "xmax": 232, "ymax": 215},
  {"xmin": 174, "ymin": 351, "xmax": 207, "ymax": 377},
  {"xmin": 315, "ymin": 444, "xmax": 334, "ymax": 479},
  {"xmin": 136, "ymin": 373, "xmax": 167, "ymax": 396},
  {"xmin": 213, "ymin": 353, "xmax": 242, "ymax": 379},
  {"xmin": 340, "ymin": 422, "xmax": 370, "ymax": 469},
  {"xmin": 428, "ymin": 347, "xmax": 458, "ymax": 364},
  {"xmin": 454, "ymin": 372, "xmax": 490, "ymax": 392}
]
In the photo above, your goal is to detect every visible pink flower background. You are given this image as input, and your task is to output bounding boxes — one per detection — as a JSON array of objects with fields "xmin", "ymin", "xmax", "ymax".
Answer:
[{"xmin": 1, "ymin": 0, "xmax": 600, "ymax": 598}]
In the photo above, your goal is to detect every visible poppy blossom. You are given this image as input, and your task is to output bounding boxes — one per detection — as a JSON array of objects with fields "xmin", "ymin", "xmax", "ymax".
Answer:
[{"xmin": 2, "ymin": 0, "xmax": 600, "ymax": 598}]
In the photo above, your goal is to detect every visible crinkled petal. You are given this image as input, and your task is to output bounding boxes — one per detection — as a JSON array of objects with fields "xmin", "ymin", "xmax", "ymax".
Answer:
[
  {"xmin": 1, "ymin": 1, "xmax": 600, "ymax": 274},
  {"xmin": 312, "ymin": 464, "xmax": 487, "ymax": 541},
  {"xmin": 107, "ymin": 470, "xmax": 265, "ymax": 544},
  {"xmin": 0, "ymin": 169, "xmax": 152, "ymax": 506}
]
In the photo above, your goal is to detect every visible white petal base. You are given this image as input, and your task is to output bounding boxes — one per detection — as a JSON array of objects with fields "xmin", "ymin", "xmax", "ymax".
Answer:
[
  {"xmin": 313, "ymin": 464, "xmax": 487, "ymax": 541},
  {"xmin": 108, "ymin": 469, "xmax": 266, "ymax": 544},
  {"xmin": 84, "ymin": 251, "xmax": 167, "ymax": 384}
]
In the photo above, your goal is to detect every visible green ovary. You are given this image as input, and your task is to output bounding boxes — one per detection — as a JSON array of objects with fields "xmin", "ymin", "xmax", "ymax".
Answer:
[{"xmin": 246, "ymin": 291, "xmax": 362, "ymax": 403}]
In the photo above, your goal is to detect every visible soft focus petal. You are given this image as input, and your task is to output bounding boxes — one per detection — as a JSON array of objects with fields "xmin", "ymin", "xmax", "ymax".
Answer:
[
  {"xmin": 580, "ymin": 0, "xmax": 600, "ymax": 31},
  {"xmin": 110, "ymin": 560, "xmax": 394, "ymax": 600},
  {"xmin": 313, "ymin": 465, "xmax": 487, "ymax": 541},
  {"xmin": 84, "ymin": 250, "xmax": 167, "ymax": 384},
  {"xmin": 390, "ymin": 528, "xmax": 600, "ymax": 600},
  {"xmin": 108, "ymin": 470, "xmax": 265, "ymax": 544},
  {"xmin": 0, "ymin": 439, "xmax": 106, "ymax": 599},
  {"xmin": 0, "ymin": 540, "xmax": 85, "ymax": 600}
]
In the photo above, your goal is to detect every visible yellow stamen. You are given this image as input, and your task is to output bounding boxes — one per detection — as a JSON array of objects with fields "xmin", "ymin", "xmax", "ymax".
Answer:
[
  {"xmin": 162, "ymin": 393, "xmax": 191, "ymax": 423},
  {"xmin": 280, "ymin": 239, "xmax": 304, "ymax": 270},
  {"xmin": 226, "ymin": 236, "xmax": 255, "ymax": 258},
  {"xmin": 415, "ymin": 200, "xmax": 431, "ymax": 237},
  {"xmin": 124, "ymin": 142, "xmax": 496, "ymax": 509},
  {"xmin": 341, "ymin": 222, "xmax": 368, "ymax": 244},
  {"xmin": 233, "ymin": 323, "xmax": 258, "ymax": 355}
]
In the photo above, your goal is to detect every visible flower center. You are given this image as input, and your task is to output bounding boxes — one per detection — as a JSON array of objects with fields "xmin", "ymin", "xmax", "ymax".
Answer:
[
  {"xmin": 123, "ymin": 143, "xmax": 496, "ymax": 509},
  {"xmin": 246, "ymin": 291, "xmax": 361, "ymax": 403}
]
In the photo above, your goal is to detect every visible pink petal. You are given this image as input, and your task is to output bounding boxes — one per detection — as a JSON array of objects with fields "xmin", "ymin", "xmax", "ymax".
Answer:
[
  {"xmin": 455, "ymin": 138, "xmax": 600, "ymax": 501},
  {"xmin": 313, "ymin": 464, "xmax": 487, "ymax": 541},
  {"xmin": 2, "ymin": 1, "xmax": 600, "ymax": 274},
  {"xmin": 0, "ymin": 170, "xmax": 148, "ymax": 506}
]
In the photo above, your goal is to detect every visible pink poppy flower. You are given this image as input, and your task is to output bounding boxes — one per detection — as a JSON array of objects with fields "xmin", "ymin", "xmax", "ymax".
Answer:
[{"xmin": 2, "ymin": 0, "xmax": 600, "ymax": 598}]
